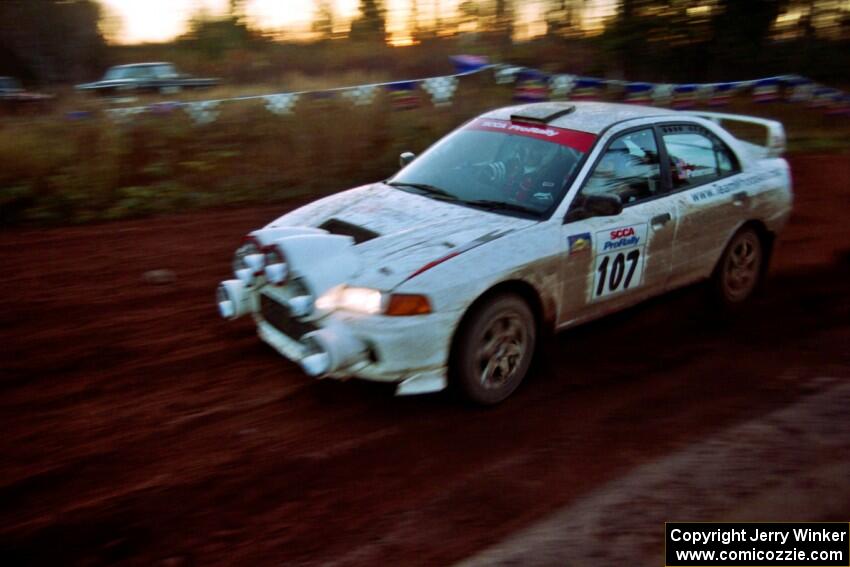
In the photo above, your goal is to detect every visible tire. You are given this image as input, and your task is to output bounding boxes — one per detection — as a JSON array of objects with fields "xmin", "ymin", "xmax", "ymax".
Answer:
[
  {"xmin": 452, "ymin": 294, "xmax": 537, "ymax": 405},
  {"xmin": 710, "ymin": 227, "xmax": 764, "ymax": 307}
]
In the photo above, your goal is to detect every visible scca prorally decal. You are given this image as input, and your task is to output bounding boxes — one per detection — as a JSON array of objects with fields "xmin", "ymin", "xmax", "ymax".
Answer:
[
  {"xmin": 480, "ymin": 119, "xmax": 559, "ymax": 137},
  {"xmin": 593, "ymin": 223, "xmax": 648, "ymax": 300},
  {"xmin": 690, "ymin": 169, "xmax": 784, "ymax": 204},
  {"xmin": 597, "ymin": 225, "xmax": 646, "ymax": 253}
]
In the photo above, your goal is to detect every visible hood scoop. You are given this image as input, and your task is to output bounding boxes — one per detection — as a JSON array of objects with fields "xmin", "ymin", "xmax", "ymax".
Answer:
[{"xmin": 318, "ymin": 218, "xmax": 380, "ymax": 244}]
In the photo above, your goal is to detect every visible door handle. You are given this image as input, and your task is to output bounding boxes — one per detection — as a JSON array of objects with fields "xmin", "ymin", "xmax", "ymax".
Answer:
[
  {"xmin": 732, "ymin": 191, "xmax": 749, "ymax": 206},
  {"xmin": 651, "ymin": 212, "xmax": 672, "ymax": 228}
]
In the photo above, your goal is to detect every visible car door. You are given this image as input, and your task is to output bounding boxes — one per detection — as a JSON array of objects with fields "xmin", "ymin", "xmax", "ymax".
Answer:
[
  {"xmin": 558, "ymin": 126, "xmax": 677, "ymax": 327},
  {"xmin": 658, "ymin": 123, "xmax": 745, "ymax": 289}
]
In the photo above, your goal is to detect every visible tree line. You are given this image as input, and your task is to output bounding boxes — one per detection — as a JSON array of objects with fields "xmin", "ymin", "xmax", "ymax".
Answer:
[{"xmin": 0, "ymin": 0, "xmax": 847, "ymax": 86}]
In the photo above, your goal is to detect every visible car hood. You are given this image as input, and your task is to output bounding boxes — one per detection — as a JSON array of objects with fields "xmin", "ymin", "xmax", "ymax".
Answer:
[{"xmin": 265, "ymin": 183, "xmax": 538, "ymax": 290}]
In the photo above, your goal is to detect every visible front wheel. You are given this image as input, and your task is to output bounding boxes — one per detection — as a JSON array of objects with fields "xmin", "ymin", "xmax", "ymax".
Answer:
[
  {"xmin": 452, "ymin": 294, "xmax": 536, "ymax": 405},
  {"xmin": 711, "ymin": 227, "xmax": 764, "ymax": 306}
]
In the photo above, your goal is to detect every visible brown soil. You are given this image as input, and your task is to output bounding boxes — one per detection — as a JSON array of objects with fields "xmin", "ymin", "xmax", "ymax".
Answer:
[{"xmin": 1, "ymin": 153, "xmax": 848, "ymax": 566}]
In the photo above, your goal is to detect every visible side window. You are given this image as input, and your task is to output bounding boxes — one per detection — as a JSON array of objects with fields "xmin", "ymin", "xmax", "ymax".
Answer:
[
  {"xmin": 578, "ymin": 128, "xmax": 663, "ymax": 207},
  {"xmin": 156, "ymin": 65, "xmax": 177, "ymax": 78},
  {"xmin": 131, "ymin": 67, "xmax": 154, "ymax": 79},
  {"xmin": 662, "ymin": 125, "xmax": 739, "ymax": 190}
]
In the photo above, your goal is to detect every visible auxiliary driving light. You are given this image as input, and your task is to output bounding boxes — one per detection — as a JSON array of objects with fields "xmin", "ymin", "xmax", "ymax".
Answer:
[
  {"xmin": 299, "ymin": 326, "xmax": 367, "ymax": 376},
  {"xmin": 232, "ymin": 236, "xmax": 264, "ymax": 286},
  {"xmin": 217, "ymin": 285, "xmax": 235, "ymax": 319},
  {"xmin": 301, "ymin": 352, "xmax": 331, "ymax": 376},
  {"xmin": 235, "ymin": 268, "xmax": 254, "ymax": 285},
  {"xmin": 287, "ymin": 295, "xmax": 315, "ymax": 318},
  {"xmin": 263, "ymin": 245, "xmax": 288, "ymax": 285},
  {"xmin": 264, "ymin": 262, "xmax": 288, "ymax": 285},
  {"xmin": 244, "ymin": 253, "xmax": 265, "ymax": 273},
  {"xmin": 216, "ymin": 279, "xmax": 253, "ymax": 320}
]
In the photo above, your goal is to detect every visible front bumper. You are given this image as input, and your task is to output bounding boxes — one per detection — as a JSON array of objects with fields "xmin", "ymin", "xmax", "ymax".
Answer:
[{"xmin": 254, "ymin": 290, "xmax": 461, "ymax": 395}]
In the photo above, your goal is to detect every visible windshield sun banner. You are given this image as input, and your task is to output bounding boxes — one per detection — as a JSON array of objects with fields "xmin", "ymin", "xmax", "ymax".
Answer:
[{"xmin": 466, "ymin": 118, "xmax": 597, "ymax": 152}]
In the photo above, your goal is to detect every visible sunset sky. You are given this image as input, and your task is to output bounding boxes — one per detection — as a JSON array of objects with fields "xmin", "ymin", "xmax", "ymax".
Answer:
[{"xmin": 99, "ymin": 0, "xmax": 615, "ymax": 44}]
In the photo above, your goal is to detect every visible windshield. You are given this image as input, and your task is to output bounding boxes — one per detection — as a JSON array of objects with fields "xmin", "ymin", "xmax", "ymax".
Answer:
[{"xmin": 389, "ymin": 118, "xmax": 595, "ymax": 218}]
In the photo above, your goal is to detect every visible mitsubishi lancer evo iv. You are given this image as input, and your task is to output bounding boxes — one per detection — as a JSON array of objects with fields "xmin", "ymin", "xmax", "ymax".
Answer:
[{"xmin": 217, "ymin": 101, "xmax": 792, "ymax": 404}]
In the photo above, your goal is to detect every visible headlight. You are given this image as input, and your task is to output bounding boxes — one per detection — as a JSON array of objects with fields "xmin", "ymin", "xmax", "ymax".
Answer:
[
  {"xmin": 316, "ymin": 286, "xmax": 384, "ymax": 314},
  {"xmin": 315, "ymin": 287, "xmax": 431, "ymax": 316}
]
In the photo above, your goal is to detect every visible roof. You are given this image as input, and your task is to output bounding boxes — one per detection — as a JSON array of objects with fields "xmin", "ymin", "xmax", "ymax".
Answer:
[
  {"xmin": 481, "ymin": 101, "xmax": 678, "ymax": 135},
  {"xmin": 110, "ymin": 62, "xmax": 174, "ymax": 69}
]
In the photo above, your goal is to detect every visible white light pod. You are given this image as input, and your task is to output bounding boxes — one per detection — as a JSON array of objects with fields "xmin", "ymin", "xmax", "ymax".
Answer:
[
  {"xmin": 264, "ymin": 262, "xmax": 288, "ymax": 285},
  {"xmin": 244, "ymin": 253, "xmax": 265, "ymax": 273},
  {"xmin": 216, "ymin": 279, "xmax": 255, "ymax": 320},
  {"xmin": 232, "ymin": 237, "xmax": 263, "ymax": 286},
  {"xmin": 273, "ymin": 234, "xmax": 359, "ymax": 299},
  {"xmin": 235, "ymin": 267, "xmax": 254, "ymax": 286},
  {"xmin": 287, "ymin": 295, "xmax": 314, "ymax": 318},
  {"xmin": 218, "ymin": 292, "xmax": 235, "ymax": 319},
  {"xmin": 301, "ymin": 352, "xmax": 331, "ymax": 376},
  {"xmin": 300, "ymin": 323, "xmax": 367, "ymax": 375}
]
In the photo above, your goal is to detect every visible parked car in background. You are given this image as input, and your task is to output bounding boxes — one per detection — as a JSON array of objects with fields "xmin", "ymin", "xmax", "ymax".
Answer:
[
  {"xmin": 0, "ymin": 76, "xmax": 53, "ymax": 112},
  {"xmin": 75, "ymin": 63, "xmax": 220, "ymax": 96},
  {"xmin": 217, "ymin": 102, "xmax": 792, "ymax": 405}
]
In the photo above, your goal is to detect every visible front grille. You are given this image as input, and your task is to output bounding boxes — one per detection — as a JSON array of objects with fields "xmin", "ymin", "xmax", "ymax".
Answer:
[{"xmin": 260, "ymin": 294, "xmax": 317, "ymax": 340}]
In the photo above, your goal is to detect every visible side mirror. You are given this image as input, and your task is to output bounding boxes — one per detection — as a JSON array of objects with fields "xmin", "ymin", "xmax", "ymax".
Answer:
[
  {"xmin": 399, "ymin": 152, "xmax": 416, "ymax": 168},
  {"xmin": 564, "ymin": 194, "xmax": 623, "ymax": 223}
]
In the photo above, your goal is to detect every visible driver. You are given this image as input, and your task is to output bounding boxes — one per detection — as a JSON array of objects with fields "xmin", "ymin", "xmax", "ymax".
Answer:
[
  {"xmin": 478, "ymin": 140, "xmax": 567, "ymax": 208},
  {"xmin": 513, "ymin": 142, "xmax": 561, "ymax": 205}
]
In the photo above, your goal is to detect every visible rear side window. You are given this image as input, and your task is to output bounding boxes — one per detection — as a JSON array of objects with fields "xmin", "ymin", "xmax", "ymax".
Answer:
[
  {"xmin": 661, "ymin": 125, "xmax": 739, "ymax": 190},
  {"xmin": 155, "ymin": 65, "xmax": 177, "ymax": 78}
]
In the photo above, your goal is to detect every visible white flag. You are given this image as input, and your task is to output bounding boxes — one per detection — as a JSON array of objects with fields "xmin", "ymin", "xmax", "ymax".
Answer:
[
  {"xmin": 342, "ymin": 85, "xmax": 378, "ymax": 106},
  {"xmin": 184, "ymin": 100, "xmax": 220, "ymax": 124},
  {"xmin": 264, "ymin": 93, "xmax": 300, "ymax": 114},
  {"xmin": 422, "ymin": 76, "xmax": 459, "ymax": 106}
]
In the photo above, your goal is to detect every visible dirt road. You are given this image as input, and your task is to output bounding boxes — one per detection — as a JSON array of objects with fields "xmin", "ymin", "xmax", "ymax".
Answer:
[{"xmin": 1, "ymin": 154, "xmax": 848, "ymax": 566}]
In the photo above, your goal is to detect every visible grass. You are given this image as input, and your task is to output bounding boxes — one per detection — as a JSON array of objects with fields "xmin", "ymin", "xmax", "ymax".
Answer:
[{"xmin": 0, "ymin": 75, "xmax": 847, "ymax": 227}]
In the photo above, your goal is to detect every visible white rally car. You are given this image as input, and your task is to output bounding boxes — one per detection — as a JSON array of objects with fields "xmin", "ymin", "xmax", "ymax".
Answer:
[{"xmin": 217, "ymin": 102, "xmax": 792, "ymax": 404}]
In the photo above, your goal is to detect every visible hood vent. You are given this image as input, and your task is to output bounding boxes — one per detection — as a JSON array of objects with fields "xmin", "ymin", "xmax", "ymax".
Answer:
[{"xmin": 318, "ymin": 218, "xmax": 380, "ymax": 244}]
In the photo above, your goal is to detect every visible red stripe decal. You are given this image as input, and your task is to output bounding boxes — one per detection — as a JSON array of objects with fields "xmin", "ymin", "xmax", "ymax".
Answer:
[
  {"xmin": 406, "ymin": 251, "xmax": 461, "ymax": 281},
  {"xmin": 403, "ymin": 229, "xmax": 515, "ymax": 283}
]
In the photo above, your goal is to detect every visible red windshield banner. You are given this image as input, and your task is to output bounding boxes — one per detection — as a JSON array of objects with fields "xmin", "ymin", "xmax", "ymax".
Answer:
[{"xmin": 466, "ymin": 118, "xmax": 597, "ymax": 152}]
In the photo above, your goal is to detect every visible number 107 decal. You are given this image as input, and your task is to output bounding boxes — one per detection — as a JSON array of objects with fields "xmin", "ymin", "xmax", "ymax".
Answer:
[{"xmin": 594, "ymin": 249, "xmax": 644, "ymax": 298}]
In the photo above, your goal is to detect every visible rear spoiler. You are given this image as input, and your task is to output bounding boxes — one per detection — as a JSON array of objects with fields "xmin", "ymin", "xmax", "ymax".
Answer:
[{"xmin": 683, "ymin": 111, "xmax": 786, "ymax": 158}]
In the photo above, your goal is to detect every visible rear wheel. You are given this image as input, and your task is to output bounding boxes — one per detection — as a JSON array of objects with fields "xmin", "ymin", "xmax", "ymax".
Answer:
[
  {"xmin": 452, "ymin": 294, "xmax": 536, "ymax": 405},
  {"xmin": 711, "ymin": 227, "xmax": 764, "ymax": 306}
]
